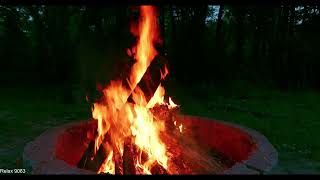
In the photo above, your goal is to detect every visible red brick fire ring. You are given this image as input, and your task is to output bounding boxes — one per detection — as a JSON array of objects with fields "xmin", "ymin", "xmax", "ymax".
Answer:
[{"xmin": 23, "ymin": 115, "xmax": 277, "ymax": 174}]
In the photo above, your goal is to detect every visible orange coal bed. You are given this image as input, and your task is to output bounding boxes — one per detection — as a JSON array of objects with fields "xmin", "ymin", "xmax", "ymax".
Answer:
[{"xmin": 23, "ymin": 115, "xmax": 278, "ymax": 174}]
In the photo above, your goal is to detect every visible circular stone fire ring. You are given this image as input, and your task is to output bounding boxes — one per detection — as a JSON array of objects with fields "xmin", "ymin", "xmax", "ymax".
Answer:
[{"xmin": 23, "ymin": 115, "xmax": 278, "ymax": 174}]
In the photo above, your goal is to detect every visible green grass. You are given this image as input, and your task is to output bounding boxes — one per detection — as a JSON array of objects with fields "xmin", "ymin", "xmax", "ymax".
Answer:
[
  {"xmin": 0, "ymin": 86, "xmax": 91, "ymax": 169},
  {"xmin": 1, "ymin": 84, "xmax": 320, "ymax": 172}
]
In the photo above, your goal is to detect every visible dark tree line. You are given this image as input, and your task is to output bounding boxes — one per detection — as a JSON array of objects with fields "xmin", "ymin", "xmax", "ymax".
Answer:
[{"xmin": 1, "ymin": 4, "xmax": 320, "ymax": 102}]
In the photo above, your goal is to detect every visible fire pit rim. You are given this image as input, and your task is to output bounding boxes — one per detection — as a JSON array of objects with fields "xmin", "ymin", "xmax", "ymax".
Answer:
[
  {"xmin": 180, "ymin": 115, "xmax": 278, "ymax": 174},
  {"xmin": 23, "ymin": 115, "xmax": 277, "ymax": 174}
]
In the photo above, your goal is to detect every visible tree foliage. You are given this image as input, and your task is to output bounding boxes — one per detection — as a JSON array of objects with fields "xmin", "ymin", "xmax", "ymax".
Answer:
[{"xmin": 1, "ymin": 4, "xmax": 320, "ymax": 97}]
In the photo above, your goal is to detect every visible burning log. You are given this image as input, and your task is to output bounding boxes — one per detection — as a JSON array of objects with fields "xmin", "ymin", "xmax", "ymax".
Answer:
[
  {"xmin": 85, "ymin": 142, "xmax": 110, "ymax": 171},
  {"xmin": 126, "ymin": 55, "xmax": 168, "ymax": 104},
  {"xmin": 150, "ymin": 162, "xmax": 168, "ymax": 175},
  {"xmin": 122, "ymin": 138, "xmax": 136, "ymax": 175},
  {"xmin": 113, "ymin": 145, "xmax": 123, "ymax": 175},
  {"xmin": 151, "ymin": 104, "xmax": 180, "ymax": 132},
  {"xmin": 77, "ymin": 140, "xmax": 95, "ymax": 169},
  {"xmin": 77, "ymin": 120, "xmax": 98, "ymax": 168},
  {"xmin": 140, "ymin": 149, "xmax": 149, "ymax": 165},
  {"xmin": 77, "ymin": 55, "xmax": 168, "ymax": 172},
  {"xmin": 77, "ymin": 132, "xmax": 111, "ymax": 171}
]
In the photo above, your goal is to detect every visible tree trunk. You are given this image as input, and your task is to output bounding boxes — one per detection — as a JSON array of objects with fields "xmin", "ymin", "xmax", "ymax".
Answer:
[
  {"xmin": 216, "ymin": 5, "xmax": 224, "ymax": 50},
  {"xmin": 115, "ymin": 6, "xmax": 129, "ymax": 55},
  {"xmin": 251, "ymin": 9, "xmax": 261, "ymax": 80},
  {"xmin": 159, "ymin": 6, "xmax": 166, "ymax": 55},
  {"xmin": 289, "ymin": 5, "xmax": 296, "ymax": 36},
  {"xmin": 280, "ymin": 5, "xmax": 290, "ymax": 89},
  {"xmin": 27, "ymin": 6, "xmax": 51, "ymax": 82},
  {"xmin": 288, "ymin": 5, "xmax": 296, "ymax": 88},
  {"xmin": 168, "ymin": 5, "xmax": 176, "ymax": 72},
  {"xmin": 234, "ymin": 7, "xmax": 246, "ymax": 67}
]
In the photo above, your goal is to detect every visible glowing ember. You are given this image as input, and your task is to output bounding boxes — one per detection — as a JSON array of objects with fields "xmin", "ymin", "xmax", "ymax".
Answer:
[
  {"xmin": 179, "ymin": 124, "xmax": 183, "ymax": 133},
  {"xmin": 90, "ymin": 6, "xmax": 179, "ymax": 174}
]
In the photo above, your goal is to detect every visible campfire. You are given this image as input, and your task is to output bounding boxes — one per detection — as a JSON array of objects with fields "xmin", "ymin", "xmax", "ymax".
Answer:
[
  {"xmin": 77, "ymin": 5, "xmax": 220, "ymax": 174},
  {"xmin": 76, "ymin": 5, "xmax": 176, "ymax": 174},
  {"xmin": 22, "ymin": 5, "xmax": 278, "ymax": 175}
]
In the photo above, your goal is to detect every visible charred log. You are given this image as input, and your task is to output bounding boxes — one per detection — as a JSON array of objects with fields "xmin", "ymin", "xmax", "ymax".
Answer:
[
  {"xmin": 122, "ymin": 137, "xmax": 136, "ymax": 175},
  {"xmin": 150, "ymin": 162, "xmax": 168, "ymax": 174},
  {"xmin": 77, "ymin": 132, "xmax": 111, "ymax": 171},
  {"xmin": 77, "ymin": 121, "xmax": 98, "ymax": 169},
  {"xmin": 113, "ymin": 145, "xmax": 123, "ymax": 175},
  {"xmin": 77, "ymin": 140, "xmax": 95, "ymax": 169},
  {"xmin": 151, "ymin": 104, "xmax": 180, "ymax": 131},
  {"xmin": 126, "ymin": 55, "xmax": 168, "ymax": 103},
  {"xmin": 140, "ymin": 150, "xmax": 149, "ymax": 165}
]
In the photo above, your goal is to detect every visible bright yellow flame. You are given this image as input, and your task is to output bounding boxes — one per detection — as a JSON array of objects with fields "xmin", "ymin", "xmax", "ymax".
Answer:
[
  {"xmin": 129, "ymin": 87, "xmax": 168, "ymax": 171},
  {"xmin": 128, "ymin": 5, "xmax": 159, "ymax": 90},
  {"xmin": 168, "ymin": 97, "xmax": 178, "ymax": 109},
  {"xmin": 146, "ymin": 84, "xmax": 165, "ymax": 108},
  {"xmin": 179, "ymin": 124, "xmax": 183, "ymax": 133},
  {"xmin": 91, "ymin": 6, "xmax": 175, "ymax": 174},
  {"xmin": 98, "ymin": 150, "xmax": 115, "ymax": 174}
]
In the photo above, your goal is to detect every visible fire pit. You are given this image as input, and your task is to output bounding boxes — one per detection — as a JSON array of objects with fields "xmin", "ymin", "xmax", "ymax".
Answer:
[
  {"xmin": 23, "ymin": 6, "xmax": 277, "ymax": 174},
  {"xmin": 23, "ymin": 115, "xmax": 277, "ymax": 174}
]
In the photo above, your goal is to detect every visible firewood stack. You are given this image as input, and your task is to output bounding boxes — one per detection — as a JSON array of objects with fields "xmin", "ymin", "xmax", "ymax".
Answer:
[{"xmin": 77, "ymin": 55, "xmax": 179, "ymax": 174}]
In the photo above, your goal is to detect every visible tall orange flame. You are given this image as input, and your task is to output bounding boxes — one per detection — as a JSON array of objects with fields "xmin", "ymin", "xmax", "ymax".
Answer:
[
  {"xmin": 128, "ymin": 6, "xmax": 160, "ymax": 91},
  {"xmin": 92, "ymin": 6, "xmax": 179, "ymax": 174}
]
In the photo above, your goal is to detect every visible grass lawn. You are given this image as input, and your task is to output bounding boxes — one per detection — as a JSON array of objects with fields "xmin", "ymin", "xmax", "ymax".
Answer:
[
  {"xmin": 0, "ymin": 86, "xmax": 91, "ymax": 169},
  {"xmin": 1, "ymin": 85, "xmax": 320, "ymax": 173}
]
